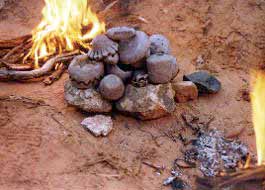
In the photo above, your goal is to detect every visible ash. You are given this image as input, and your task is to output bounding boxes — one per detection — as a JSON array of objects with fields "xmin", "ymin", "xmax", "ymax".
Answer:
[{"xmin": 191, "ymin": 130, "xmax": 248, "ymax": 177}]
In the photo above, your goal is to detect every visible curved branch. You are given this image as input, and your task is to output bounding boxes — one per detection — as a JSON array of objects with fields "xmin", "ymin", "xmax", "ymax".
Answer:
[{"xmin": 0, "ymin": 51, "xmax": 79, "ymax": 81}]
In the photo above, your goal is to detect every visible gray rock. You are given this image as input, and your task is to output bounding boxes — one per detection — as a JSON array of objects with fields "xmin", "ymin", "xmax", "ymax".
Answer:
[
  {"xmin": 99, "ymin": 74, "xmax": 125, "ymax": 101},
  {"xmin": 150, "ymin": 34, "xmax": 171, "ymax": 54},
  {"xmin": 147, "ymin": 54, "xmax": 178, "ymax": 84},
  {"xmin": 106, "ymin": 26, "xmax": 136, "ymax": 41},
  {"xmin": 119, "ymin": 31, "xmax": 151, "ymax": 68},
  {"xmin": 81, "ymin": 115, "xmax": 113, "ymax": 137},
  {"xmin": 116, "ymin": 84, "xmax": 176, "ymax": 120},
  {"xmin": 183, "ymin": 71, "xmax": 221, "ymax": 94},
  {"xmin": 64, "ymin": 81, "xmax": 112, "ymax": 113}
]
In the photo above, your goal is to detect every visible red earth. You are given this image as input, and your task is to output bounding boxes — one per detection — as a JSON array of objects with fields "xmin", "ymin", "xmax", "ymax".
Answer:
[{"xmin": 0, "ymin": 0, "xmax": 264, "ymax": 189}]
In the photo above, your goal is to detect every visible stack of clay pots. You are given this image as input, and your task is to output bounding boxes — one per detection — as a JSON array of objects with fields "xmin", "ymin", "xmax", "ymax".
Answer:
[{"xmin": 65, "ymin": 26, "xmax": 180, "ymax": 120}]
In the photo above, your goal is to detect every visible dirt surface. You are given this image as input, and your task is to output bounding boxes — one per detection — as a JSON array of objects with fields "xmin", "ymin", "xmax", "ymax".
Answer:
[{"xmin": 0, "ymin": 0, "xmax": 265, "ymax": 189}]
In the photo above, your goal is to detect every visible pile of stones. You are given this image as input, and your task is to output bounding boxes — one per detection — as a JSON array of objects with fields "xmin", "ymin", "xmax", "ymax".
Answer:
[{"xmin": 64, "ymin": 26, "xmax": 221, "ymax": 121}]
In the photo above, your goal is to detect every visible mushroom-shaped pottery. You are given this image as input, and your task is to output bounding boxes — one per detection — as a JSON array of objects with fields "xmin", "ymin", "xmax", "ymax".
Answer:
[
  {"xmin": 88, "ymin": 34, "xmax": 119, "ymax": 64},
  {"xmin": 68, "ymin": 55, "xmax": 104, "ymax": 89},
  {"xmin": 106, "ymin": 26, "xmax": 136, "ymax": 41},
  {"xmin": 150, "ymin": 34, "xmax": 171, "ymax": 55},
  {"xmin": 99, "ymin": 74, "xmax": 125, "ymax": 101},
  {"xmin": 106, "ymin": 64, "xmax": 133, "ymax": 82},
  {"xmin": 146, "ymin": 54, "xmax": 178, "ymax": 84},
  {"xmin": 119, "ymin": 31, "xmax": 151, "ymax": 68}
]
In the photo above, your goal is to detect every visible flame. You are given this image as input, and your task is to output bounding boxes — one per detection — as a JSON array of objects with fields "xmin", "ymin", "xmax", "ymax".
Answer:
[
  {"xmin": 251, "ymin": 71, "xmax": 265, "ymax": 165},
  {"xmin": 25, "ymin": 0, "xmax": 105, "ymax": 68}
]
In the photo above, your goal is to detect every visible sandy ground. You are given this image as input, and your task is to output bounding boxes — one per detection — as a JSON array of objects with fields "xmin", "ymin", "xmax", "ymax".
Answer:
[{"xmin": 0, "ymin": 0, "xmax": 265, "ymax": 189}]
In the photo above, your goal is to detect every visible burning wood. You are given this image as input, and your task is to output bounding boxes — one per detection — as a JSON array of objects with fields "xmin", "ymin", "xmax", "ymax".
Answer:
[
  {"xmin": 197, "ymin": 165, "xmax": 265, "ymax": 189},
  {"xmin": 0, "ymin": 0, "xmax": 110, "ymax": 82},
  {"xmin": 0, "ymin": 51, "xmax": 78, "ymax": 80}
]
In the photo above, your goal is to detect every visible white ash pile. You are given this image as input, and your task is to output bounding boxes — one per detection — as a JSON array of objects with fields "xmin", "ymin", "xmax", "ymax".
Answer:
[{"xmin": 64, "ymin": 26, "xmax": 221, "ymax": 120}]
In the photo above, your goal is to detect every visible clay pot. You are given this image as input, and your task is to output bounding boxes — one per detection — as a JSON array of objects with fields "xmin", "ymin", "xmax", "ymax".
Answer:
[
  {"xmin": 68, "ymin": 54, "xmax": 104, "ymax": 89},
  {"xmin": 99, "ymin": 74, "xmax": 125, "ymax": 101}
]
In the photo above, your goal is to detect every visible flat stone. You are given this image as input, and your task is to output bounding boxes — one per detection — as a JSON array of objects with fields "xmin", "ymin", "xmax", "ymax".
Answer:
[
  {"xmin": 172, "ymin": 81, "xmax": 198, "ymax": 103},
  {"xmin": 64, "ymin": 81, "xmax": 112, "ymax": 113},
  {"xmin": 147, "ymin": 54, "xmax": 178, "ymax": 84},
  {"xmin": 183, "ymin": 71, "xmax": 221, "ymax": 94},
  {"xmin": 81, "ymin": 115, "xmax": 113, "ymax": 137},
  {"xmin": 116, "ymin": 84, "xmax": 176, "ymax": 120}
]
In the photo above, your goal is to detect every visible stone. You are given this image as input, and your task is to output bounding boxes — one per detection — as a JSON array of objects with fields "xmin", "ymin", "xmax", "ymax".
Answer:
[
  {"xmin": 146, "ymin": 54, "xmax": 178, "ymax": 84},
  {"xmin": 183, "ymin": 71, "xmax": 221, "ymax": 94},
  {"xmin": 99, "ymin": 74, "xmax": 125, "ymax": 101},
  {"xmin": 81, "ymin": 115, "xmax": 113, "ymax": 137},
  {"xmin": 172, "ymin": 81, "xmax": 198, "ymax": 103},
  {"xmin": 119, "ymin": 31, "xmax": 151, "ymax": 68},
  {"xmin": 150, "ymin": 34, "xmax": 171, "ymax": 54},
  {"xmin": 116, "ymin": 84, "xmax": 176, "ymax": 120},
  {"xmin": 106, "ymin": 26, "xmax": 136, "ymax": 41},
  {"xmin": 68, "ymin": 55, "xmax": 104, "ymax": 89},
  {"xmin": 64, "ymin": 81, "xmax": 112, "ymax": 113}
]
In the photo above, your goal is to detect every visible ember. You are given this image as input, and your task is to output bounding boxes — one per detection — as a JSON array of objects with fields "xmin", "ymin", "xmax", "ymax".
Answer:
[{"xmin": 193, "ymin": 130, "xmax": 248, "ymax": 177}]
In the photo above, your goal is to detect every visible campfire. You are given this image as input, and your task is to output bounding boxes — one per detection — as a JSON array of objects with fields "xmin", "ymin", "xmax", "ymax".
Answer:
[{"xmin": 26, "ymin": 0, "xmax": 105, "ymax": 68}]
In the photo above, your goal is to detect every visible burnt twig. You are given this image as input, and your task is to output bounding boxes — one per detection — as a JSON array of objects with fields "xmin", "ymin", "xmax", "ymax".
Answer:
[
  {"xmin": 142, "ymin": 161, "xmax": 165, "ymax": 173},
  {"xmin": 0, "ymin": 59, "xmax": 32, "ymax": 71},
  {"xmin": 196, "ymin": 165, "xmax": 265, "ymax": 189},
  {"xmin": 0, "ymin": 34, "xmax": 32, "ymax": 49},
  {"xmin": 43, "ymin": 62, "xmax": 67, "ymax": 85}
]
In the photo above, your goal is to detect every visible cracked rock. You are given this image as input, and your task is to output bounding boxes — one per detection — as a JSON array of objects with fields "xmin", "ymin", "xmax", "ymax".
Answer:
[
  {"xmin": 81, "ymin": 115, "xmax": 113, "ymax": 137},
  {"xmin": 64, "ymin": 81, "xmax": 112, "ymax": 113},
  {"xmin": 116, "ymin": 84, "xmax": 176, "ymax": 120}
]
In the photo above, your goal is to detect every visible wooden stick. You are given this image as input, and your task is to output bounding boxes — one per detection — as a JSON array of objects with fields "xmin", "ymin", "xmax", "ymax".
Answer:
[
  {"xmin": 0, "ymin": 51, "xmax": 78, "ymax": 81},
  {"xmin": 196, "ymin": 165, "xmax": 265, "ymax": 189},
  {"xmin": 98, "ymin": 0, "xmax": 118, "ymax": 17},
  {"xmin": 0, "ymin": 34, "xmax": 31, "ymax": 49},
  {"xmin": 3, "ymin": 43, "xmax": 26, "ymax": 60},
  {"xmin": 43, "ymin": 63, "xmax": 67, "ymax": 85},
  {"xmin": 0, "ymin": 60, "xmax": 32, "ymax": 71}
]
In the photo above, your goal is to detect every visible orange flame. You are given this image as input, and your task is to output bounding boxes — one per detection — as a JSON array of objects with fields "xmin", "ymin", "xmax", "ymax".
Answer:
[
  {"xmin": 25, "ymin": 0, "xmax": 105, "ymax": 68},
  {"xmin": 251, "ymin": 71, "xmax": 265, "ymax": 165}
]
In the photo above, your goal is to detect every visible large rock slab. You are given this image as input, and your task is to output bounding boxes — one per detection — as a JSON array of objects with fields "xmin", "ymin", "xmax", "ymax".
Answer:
[
  {"xmin": 116, "ymin": 84, "xmax": 176, "ymax": 120},
  {"xmin": 64, "ymin": 81, "xmax": 112, "ymax": 113}
]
